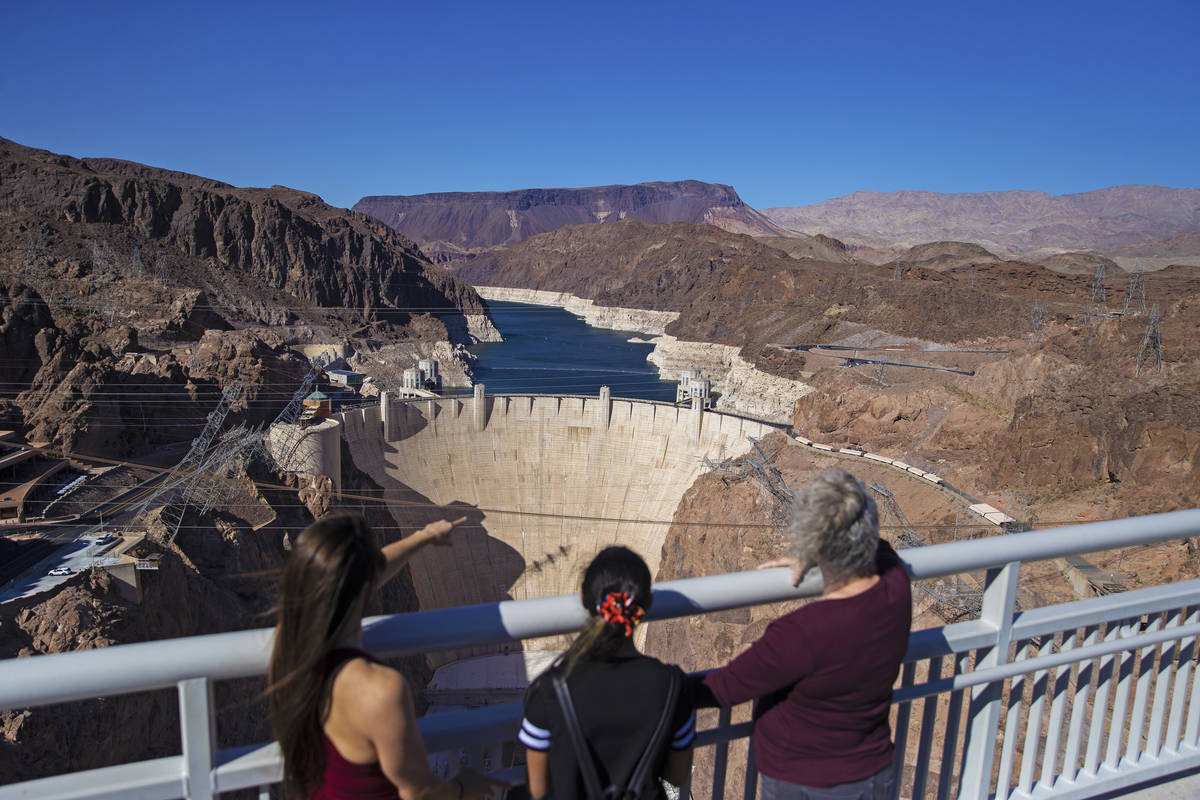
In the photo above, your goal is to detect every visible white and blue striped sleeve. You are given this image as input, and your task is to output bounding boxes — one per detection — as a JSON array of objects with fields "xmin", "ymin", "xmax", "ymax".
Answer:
[
  {"xmin": 670, "ymin": 710, "xmax": 696, "ymax": 750},
  {"xmin": 519, "ymin": 717, "xmax": 552, "ymax": 751}
]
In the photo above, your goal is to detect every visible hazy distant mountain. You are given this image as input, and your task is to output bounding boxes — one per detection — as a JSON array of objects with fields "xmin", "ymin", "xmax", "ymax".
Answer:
[
  {"xmin": 891, "ymin": 241, "xmax": 1002, "ymax": 271},
  {"xmin": 764, "ymin": 186, "xmax": 1200, "ymax": 259},
  {"xmin": 354, "ymin": 180, "xmax": 790, "ymax": 260}
]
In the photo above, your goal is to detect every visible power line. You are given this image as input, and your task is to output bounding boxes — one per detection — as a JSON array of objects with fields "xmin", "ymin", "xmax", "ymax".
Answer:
[{"xmin": 5, "ymin": 439, "xmax": 1133, "ymax": 533}]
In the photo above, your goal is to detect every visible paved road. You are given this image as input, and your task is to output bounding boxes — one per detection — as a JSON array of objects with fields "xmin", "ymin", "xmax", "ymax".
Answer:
[{"xmin": 0, "ymin": 529, "xmax": 127, "ymax": 604}]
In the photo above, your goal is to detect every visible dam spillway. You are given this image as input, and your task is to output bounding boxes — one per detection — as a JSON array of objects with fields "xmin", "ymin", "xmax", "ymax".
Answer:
[{"xmin": 334, "ymin": 389, "xmax": 777, "ymax": 661}]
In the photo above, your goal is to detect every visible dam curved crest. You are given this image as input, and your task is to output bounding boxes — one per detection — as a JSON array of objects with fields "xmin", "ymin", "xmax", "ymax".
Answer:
[{"xmin": 337, "ymin": 391, "xmax": 777, "ymax": 659}]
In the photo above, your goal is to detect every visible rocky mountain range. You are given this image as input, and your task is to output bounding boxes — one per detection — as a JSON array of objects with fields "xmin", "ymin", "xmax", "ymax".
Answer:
[
  {"xmin": 0, "ymin": 136, "xmax": 495, "ymax": 454},
  {"xmin": 453, "ymin": 216, "xmax": 1199, "ymax": 527},
  {"xmin": 764, "ymin": 186, "xmax": 1200, "ymax": 264},
  {"xmin": 0, "ymin": 138, "xmax": 469, "ymax": 781},
  {"xmin": 455, "ymin": 219, "xmax": 1096, "ymax": 348},
  {"xmin": 353, "ymin": 180, "xmax": 788, "ymax": 260}
]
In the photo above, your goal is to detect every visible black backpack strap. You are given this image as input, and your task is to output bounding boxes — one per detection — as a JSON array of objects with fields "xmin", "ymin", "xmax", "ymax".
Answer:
[
  {"xmin": 623, "ymin": 668, "xmax": 682, "ymax": 800},
  {"xmin": 551, "ymin": 670, "xmax": 606, "ymax": 800}
]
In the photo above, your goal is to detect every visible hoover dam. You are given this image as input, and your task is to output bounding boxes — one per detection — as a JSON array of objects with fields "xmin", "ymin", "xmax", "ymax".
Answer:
[{"xmin": 313, "ymin": 387, "xmax": 778, "ymax": 664}]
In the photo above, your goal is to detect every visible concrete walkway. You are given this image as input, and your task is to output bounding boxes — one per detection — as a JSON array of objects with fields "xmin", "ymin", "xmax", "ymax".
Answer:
[{"xmin": 1104, "ymin": 768, "xmax": 1200, "ymax": 798}]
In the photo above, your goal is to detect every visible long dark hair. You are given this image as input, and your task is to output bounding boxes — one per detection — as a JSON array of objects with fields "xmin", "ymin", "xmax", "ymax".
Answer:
[
  {"xmin": 267, "ymin": 514, "xmax": 385, "ymax": 799},
  {"xmin": 554, "ymin": 546, "xmax": 653, "ymax": 676}
]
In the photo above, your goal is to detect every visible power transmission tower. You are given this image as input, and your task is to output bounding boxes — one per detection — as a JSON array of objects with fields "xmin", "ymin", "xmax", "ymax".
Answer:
[
  {"xmin": 120, "ymin": 381, "xmax": 243, "ymax": 542},
  {"xmin": 130, "ymin": 246, "xmax": 144, "ymax": 277},
  {"xmin": 1135, "ymin": 304, "xmax": 1163, "ymax": 376},
  {"xmin": 191, "ymin": 424, "xmax": 267, "ymax": 515},
  {"xmin": 1123, "ymin": 262, "xmax": 1147, "ymax": 316},
  {"xmin": 868, "ymin": 481, "xmax": 983, "ymax": 621},
  {"xmin": 1031, "ymin": 299, "xmax": 1048, "ymax": 343},
  {"xmin": 256, "ymin": 368, "xmax": 319, "ymax": 472},
  {"xmin": 1085, "ymin": 264, "xmax": 1112, "ymax": 321},
  {"xmin": 968, "ymin": 269, "xmax": 978, "ymax": 289},
  {"xmin": 893, "ymin": 262, "xmax": 904, "ymax": 281},
  {"xmin": 703, "ymin": 437, "xmax": 795, "ymax": 528},
  {"xmin": 155, "ymin": 251, "xmax": 172, "ymax": 285},
  {"xmin": 22, "ymin": 230, "xmax": 48, "ymax": 284},
  {"xmin": 90, "ymin": 240, "xmax": 113, "ymax": 284}
]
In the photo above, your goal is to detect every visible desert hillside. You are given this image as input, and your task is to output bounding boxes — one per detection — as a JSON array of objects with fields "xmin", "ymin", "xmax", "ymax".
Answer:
[
  {"xmin": 0, "ymin": 137, "xmax": 496, "ymax": 454},
  {"xmin": 453, "ymin": 218, "xmax": 1200, "ymax": 526}
]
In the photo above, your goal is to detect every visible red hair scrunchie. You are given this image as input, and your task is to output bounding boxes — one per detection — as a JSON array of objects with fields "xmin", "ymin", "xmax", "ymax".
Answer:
[{"xmin": 598, "ymin": 591, "xmax": 645, "ymax": 637}]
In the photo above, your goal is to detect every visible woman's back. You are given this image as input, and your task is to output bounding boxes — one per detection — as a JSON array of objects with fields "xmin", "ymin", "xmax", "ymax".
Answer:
[
  {"xmin": 309, "ymin": 649, "xmax": 398, "ymax": 799},
  {"xmin": 703, "ymin": 544, "xmax": 911, "ymax": 786},
  {"xmin": 269, "ymin": 514, "xmax": 504, "ymax": 800},
  {"xmin": 521, "ymin": 650, "xmax": 694, "ymax": 800}
]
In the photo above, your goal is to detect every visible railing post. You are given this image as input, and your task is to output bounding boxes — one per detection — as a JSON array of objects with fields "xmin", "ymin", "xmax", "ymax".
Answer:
[
  {"xmin": 711, "ymin": 706, "xmax": 732, "ymax": 800},
  {"xmin": 956, "ymin": 561, "xmax": 1020, "ymax": 799},
  {"xmin": 179, "ymin": 677, "xmax": 217, "ymax": 800},
  {"xmin": 743, "ymin": 699, "xmax": 759, "ymax": 800}
]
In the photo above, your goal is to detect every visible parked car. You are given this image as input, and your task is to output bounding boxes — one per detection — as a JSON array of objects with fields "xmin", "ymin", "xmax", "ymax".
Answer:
[
  {"xmin": 94, "ymin": 533, "xmax": 118, "ymax": 545},
  {"xmin": 48, "ymin": 567, "xmax": 74, "ymax": 576}
]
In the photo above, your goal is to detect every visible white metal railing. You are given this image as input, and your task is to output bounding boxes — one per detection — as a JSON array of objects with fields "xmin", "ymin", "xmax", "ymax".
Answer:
[{"xmin": 1, "ymin": 509, "xmax": 1199, "ymax": 800}]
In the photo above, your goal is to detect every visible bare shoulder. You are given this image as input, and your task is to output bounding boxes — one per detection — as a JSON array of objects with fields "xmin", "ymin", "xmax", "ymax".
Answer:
[{"xmin": 332, "ymin": 658, "xmax": 411, "ymax": 720}]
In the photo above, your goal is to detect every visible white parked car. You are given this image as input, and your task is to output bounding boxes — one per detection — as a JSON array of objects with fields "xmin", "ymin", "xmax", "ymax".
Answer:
[{"xmin": 48, "ymin": 567, "xmax": 74, "ymax": 576}]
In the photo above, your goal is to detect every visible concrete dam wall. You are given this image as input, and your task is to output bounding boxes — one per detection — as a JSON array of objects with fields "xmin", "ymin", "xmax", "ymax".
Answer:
[{"xmin": 336, "ymin": 389, "xmax": 778, "ymax": 661}]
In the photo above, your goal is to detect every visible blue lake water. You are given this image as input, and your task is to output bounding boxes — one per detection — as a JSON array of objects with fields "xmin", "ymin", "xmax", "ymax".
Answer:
[{"xmin": 467, "ymin": 301, "xmax": 678, "ymax": 401}]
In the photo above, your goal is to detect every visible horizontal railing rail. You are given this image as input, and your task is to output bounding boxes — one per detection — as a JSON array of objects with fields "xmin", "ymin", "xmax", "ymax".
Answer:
[
  {"xmin": 0, "ymin": 509, "xmax": 1198, "ymax": 800},
  {"xmin": 2, "ymin": 510, "xmax": 1194, "ymax": 711}
]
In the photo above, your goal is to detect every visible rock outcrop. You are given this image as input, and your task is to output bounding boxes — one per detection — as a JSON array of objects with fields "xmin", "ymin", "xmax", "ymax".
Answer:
[
  {"xmin": 646, "ymin": 335, "xmax": 812, "ymax": 422},
  {"xmin": 354, "ymin": 181, "xmax": 789, "ymax": 260},
  {"xmin": 891, "ymin": 241, "xmax": 1002, "ymax": 271},
  {"xmin": 0, "ymin": 137, "xmax": 493, "ymax": 337}
]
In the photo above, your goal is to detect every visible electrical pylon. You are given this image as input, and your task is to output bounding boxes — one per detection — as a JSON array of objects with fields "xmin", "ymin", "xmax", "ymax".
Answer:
[
  {"xmin": 1135, "ymin": 305, "xmax": 1163, "ymax": 376},
  {"xmin": 1123, "ymin": 262, "xmax": 1147, "ymax": 316}
]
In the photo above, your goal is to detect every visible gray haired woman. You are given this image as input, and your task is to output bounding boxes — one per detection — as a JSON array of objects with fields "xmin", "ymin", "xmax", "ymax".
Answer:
[{"xmin": 690, "ymin": 468, "xmax": 912, "ymax": 799}]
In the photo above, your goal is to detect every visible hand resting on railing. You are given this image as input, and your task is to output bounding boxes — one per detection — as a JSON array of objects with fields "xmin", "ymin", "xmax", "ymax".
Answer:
[{"xmin": 691, "ymin": 468, "xmax": 913, "ymax": 799}]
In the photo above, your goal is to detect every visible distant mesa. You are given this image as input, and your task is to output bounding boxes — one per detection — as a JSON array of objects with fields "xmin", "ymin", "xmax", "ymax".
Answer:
[
  {"xmin": 353, "ymin": 180, "xmax": 791, "ymax": 260},
  {"xmin": 764, "ymin": 186, "xmax": 1200, "ymax": 263}
]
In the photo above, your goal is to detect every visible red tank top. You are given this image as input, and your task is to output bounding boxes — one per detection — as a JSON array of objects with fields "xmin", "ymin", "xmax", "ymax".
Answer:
[{"xmin": 309, "ymin": 648, "xmax": 398, "ymax": 800}]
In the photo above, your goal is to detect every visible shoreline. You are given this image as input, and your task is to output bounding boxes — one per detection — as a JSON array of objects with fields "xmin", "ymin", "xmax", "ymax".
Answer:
[{"xmin": 474, "ymin": 286, "xmax": 812, "ymax": 423}]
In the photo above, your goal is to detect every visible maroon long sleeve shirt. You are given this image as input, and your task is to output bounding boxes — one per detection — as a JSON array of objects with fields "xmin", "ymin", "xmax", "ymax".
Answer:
[{"xmin": 702, "ymin": 541, "xmax": 912, "ymax": 787}]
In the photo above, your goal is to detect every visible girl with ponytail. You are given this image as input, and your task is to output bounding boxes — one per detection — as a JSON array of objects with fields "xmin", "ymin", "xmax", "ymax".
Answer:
[{"xmin": 520, "ymin": 546, "xmax": 695, "ymax": 800}]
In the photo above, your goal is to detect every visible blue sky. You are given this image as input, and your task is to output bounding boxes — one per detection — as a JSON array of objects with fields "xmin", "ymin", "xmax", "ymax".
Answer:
[{"xmin": 2, "ymin": 1, "xmax": 1197, "ymax": 210}]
